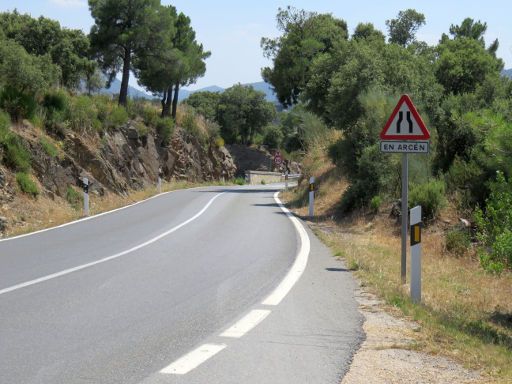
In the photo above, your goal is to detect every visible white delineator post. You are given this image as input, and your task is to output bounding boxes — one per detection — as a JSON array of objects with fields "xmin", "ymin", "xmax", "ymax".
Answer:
[
  {"xmin": 83, "ymin": 177, "xmax": 89, "ymax": 217},
  {"xmin": 308, "ymin": 176, "xmax": 315, "ymax": 218},
  {"xmin": 157, "ymin": 167, "xmax": 163, "ymax": 194},
  {"xmin": 410, "ymin": 205, "xmax": 422, "ymax": 303}
]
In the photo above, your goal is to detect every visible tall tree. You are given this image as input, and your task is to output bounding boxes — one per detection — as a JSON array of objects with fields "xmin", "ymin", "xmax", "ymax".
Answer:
[
  {"xmin": 136, "ymin": 9, "xmax": 209, "ymax": 118},
  {"xmin": 88, "ymin": 0, "xmax": 162, "ymax": 106},
  {"xmin": 261, "ymin": 7, "xmax": 348, "ymax": 107},
  {"xmin": 386, "ymin": 9, "xmax": 426, "ymax": 46}
]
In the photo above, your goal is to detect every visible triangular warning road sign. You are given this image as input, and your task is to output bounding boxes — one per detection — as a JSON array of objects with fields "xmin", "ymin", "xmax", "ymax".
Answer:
[{"xmin": 380, "ymin": 95, "xmax": 430, "ymax": 140}]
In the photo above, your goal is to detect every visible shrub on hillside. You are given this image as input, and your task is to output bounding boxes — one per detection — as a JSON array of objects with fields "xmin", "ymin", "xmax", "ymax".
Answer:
[
  {"xmin": 66, "ymin": 185, "xmax": 82, "ymax": 209},
  {"xmin": 106, "ymin": 105, "xmax": 129, "ymax": 129},
  {"xmin": 3, "ymin": 135, "xmax": 31, "ymax": 171},
  {"xmin": 16, "ymin": 172, "xmax": 38, "ymax": 197},
  {"xmin": 39, "ymin": 137, "xmax": 59, "ymax": 158},
  {"xmin": 0, "ymin": 110, "xmax": 10, "ymax": 141},
  {"xmin": 475, "ymin": 171, "xmax": 512, "ymax": 272},
  {"xmin": 156, "ymin": 117, "xmax": 174, "ymax": 146},
  {"xmin": 262, "ymin": 124, "xmax": 283, "ymax": 149},
  {"xmin": 67, "ymin": 96, "xmax": 100, "ymax": 133},
  {"xmin": 409, "ymin": 180, "xmax": 446, "ymax": 221},
  {"xmin": 0, "ymin": 87, "xmax": 37, "ymax": 122},
  {"xmin": 43, "ymin": 90, "xmax": 69, "ymax": 114},
  {"xmin": 445, "ymin": 229, "xmax": 471, "ymax": 257}
]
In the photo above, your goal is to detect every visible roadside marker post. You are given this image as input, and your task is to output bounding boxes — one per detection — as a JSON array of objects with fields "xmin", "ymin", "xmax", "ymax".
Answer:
[
  {"xmin": 83, "ymin": 177, "xmax": 90, "ymax": 217},
  {"xmin": 380, "ymin": 95, "xmax": 430, "ymax": 284},
  {"xmin": 309, "ymin": 177, "xmax": 315, "ymax": 218},
  {"xmin": 410, "ymin": 206, "xmax": 422, "ymax": 303},
  {"xmin": 158, "ymin": 167, "xmax": 163, "ymax": 194}
]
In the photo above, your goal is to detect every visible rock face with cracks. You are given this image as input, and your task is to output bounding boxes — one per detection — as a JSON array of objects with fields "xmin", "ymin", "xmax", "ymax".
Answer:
[{"xmin": 29, "ymin": 122, "xmax": 236, "ymax": 197}]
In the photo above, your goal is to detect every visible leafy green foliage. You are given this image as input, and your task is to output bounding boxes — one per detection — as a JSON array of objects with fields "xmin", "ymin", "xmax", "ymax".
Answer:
[
  {"xmin": 16, "ymin": 172, "xmax": 38, "ymax": 197},
  {"xmin": 0, "ymin": 86, "xmax": 37, "ymax": 122},
  {"xmin": 216, "ymin": 84, "xmax": 276, "ymax": 145},
  {"xmin": 66, "ymin": 186, "xmax": 83, "ymax": 210},
  {"xmin": 2, "ymin": 135, "xmax": 31, "ymax": 172},
  {"xmin": 106, "ymin": 106, "xmax": 129, "ymax": 129},
  {"xmin": 262, "ymin": 124, "xmax": 283, "ymax": 149},
  {"xmin": 184, "ymin": 91, "xmax": 221, "ymax": 122},
  {"xmin": 445, "ymin": 229, "xmax": 471, "ymax": 257},
  {"xmin": 261, "ymin": 7, "xmax": 348, "ymax": 107},
  {"xmin": 39, "ymin": 137, "xmax": 59, "ymax": 158},
  {"xmin": 370, "ymin": 196, "xmax": 382, "ymax": 213},
  {"xmin": 409, "ymin": 180, "xmax": 446, "ymax": 221},
  {"xmin": 156, "ymin": 117, "xmax": 174, "ymax": 145},
  {"xmin": 66, "ymin": 96, "xmax": 100, "ymax": 133},
  {"xmin": 386, "ymin": 9, "xmax": 426, "ymax": 46}
]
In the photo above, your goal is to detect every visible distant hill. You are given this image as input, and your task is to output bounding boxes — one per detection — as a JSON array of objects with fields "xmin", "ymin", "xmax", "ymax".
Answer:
[
  {"xmin": 99, "ymin": 79, "xmax": 278, "ymax": 104},
  {"xmin": 502, "ymin": 69, "xmax": 512, "ymax": 78}
]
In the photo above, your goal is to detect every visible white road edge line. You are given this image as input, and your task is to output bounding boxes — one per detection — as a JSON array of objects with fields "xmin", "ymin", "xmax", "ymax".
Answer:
[
  {"xmin": 262, "ymin": 191, "xmax": 310, "ymax": 306},
  {"xmin": 160, "ymin": 343, "xmax": 227, "ymax": 375},
  {"xmin": 0, "ymin": 185, "xmax": 210, "ymax": 243},
  {"xmin": 220, "ymin": 309, "xmax": 271, "ymax": 338},
  {"xmin": 0, "ymin": 192, "xmax": 225, "ymax": 296}
]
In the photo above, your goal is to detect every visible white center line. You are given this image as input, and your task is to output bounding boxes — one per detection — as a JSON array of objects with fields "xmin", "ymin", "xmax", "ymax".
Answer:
[
  {"xmin": 0, "ymin": 192, "xmax": 225, "ymax": 296},
  {"xmin": 160, "ymin": 343, "xmax": 227, "ymax": 375},
  {"xmin": 261, "ymin": 191, "xmax": 310, "ymax": 306},
  {"xmin": 220, "ymin": 309, "xmax": 271, "ymax": 338}
]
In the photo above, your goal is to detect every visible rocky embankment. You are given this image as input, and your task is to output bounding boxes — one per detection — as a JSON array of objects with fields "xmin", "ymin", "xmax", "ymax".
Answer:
[{"xmin": 0, "ymin": 121, "xmax": 237, "ymax": 234}]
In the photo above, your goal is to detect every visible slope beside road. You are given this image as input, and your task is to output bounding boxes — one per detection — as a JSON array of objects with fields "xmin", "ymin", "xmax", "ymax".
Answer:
[{"xmin": 0, "ymin": 184, "xmax": 362, "ymax": 384}]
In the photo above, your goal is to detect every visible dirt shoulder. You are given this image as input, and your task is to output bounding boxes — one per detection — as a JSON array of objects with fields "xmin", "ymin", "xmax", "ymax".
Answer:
[{"xmin": 342, "ymin": 287, "xmax": 483, "ymax": 384}]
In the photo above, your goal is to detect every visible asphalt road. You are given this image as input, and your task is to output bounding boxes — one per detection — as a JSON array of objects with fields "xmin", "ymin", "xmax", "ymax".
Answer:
[{"xmin": 0, "ymin": 184, "xmax": 363, "ymax": 384}]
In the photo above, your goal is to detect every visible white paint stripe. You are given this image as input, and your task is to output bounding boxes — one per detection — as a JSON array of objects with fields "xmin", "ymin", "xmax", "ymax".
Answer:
[
  {"xmin": 220, "ymin": 309, "xmax": 271, "ymax": 338},
  {"xmin": 0, "ymin": 193, "xmax": 225, "ymax": 296},
  {"xmin": 160, "ymin": 343, "xmax": 226, "ymax": 375},
  {"xmin": 262, "ymin": 191, "xmax": 310, "ymax": 306},
  {"xmin": 0, "ymin": 185, "xmax": 211, "ymax": 243}
]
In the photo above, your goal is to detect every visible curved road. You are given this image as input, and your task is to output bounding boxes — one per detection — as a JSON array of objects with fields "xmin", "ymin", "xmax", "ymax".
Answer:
[{"xmin": 0, "ymin": 184, "xmax": 362, "ymax": 384}]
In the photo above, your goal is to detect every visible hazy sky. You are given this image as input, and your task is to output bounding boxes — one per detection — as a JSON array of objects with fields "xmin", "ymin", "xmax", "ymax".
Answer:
[{"xmin": 1, "ymin": 0, "xmax": 511, "ymax": 91}]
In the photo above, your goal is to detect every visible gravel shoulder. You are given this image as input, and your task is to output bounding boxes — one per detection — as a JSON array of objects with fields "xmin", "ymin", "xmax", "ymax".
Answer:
[{"xmin": 340, "ymin": 286, "xmax": 489, "ymax": 384}]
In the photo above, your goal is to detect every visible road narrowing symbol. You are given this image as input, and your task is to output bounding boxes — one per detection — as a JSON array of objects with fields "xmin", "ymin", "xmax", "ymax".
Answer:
[{"xmin": 380, "ymin": 94, "xmax": 430, "ymax": 141}]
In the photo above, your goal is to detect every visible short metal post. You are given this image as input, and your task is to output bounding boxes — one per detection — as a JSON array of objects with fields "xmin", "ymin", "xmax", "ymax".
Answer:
[
  {"xmin": 157, "ymin": 167, "xmax": 163, "ymax": 194},
  {"xmin": 309, "ymin": 176, "xmax": 315, "ymax": 218},
  {"xmin": 410, "ymin": 205, "xmax": 422, "ymax": 303},
  {"xmin": 285, "ymin": 170, "xmax": 289, "ymax": 191},
  {"xmin": 401, "ymin": 153, "xmax": 408, "ymax": 284},
  {"xmin": 83, "ymin": 177, "xmax": 89, "ymax": 217}
]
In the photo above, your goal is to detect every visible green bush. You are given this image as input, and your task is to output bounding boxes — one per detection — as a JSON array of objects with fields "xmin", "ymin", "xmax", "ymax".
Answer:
[
  {"xmin": 0, "ymin": 86, "xmax": 37, "ymax": 122},
  {"xmin": 66, "ymin": 186, "xmax": 82, "ymax": 209},
  {"xmin": 106, "ymin": 105, "xmax": 129, "ymax": 129},
  {"xmin": 39, "ymin": 137, "xmax": 59, "ymax": 158},
  {"xmin": 142, "ymin": 106, "xmax": 159, "ymax": 127},
  {"xmin": 262, "ymin": 124, "xmax": 283, "ymax": 149},
  {"xmin": 16, "ymin": 172, "xmax": 38, "ymax": 197},
  {"xmin": 370, "ymin": 195, "xmax": 382, "ymax": 213},
  {"xmin": 43, "ymin": 90, "xmax": 69, "ymax": 114},
  {"xmin": 156, "ymin": 117, "xmax": 174, "ymax": 146},
  {"xmin": 474, "ymin": 172, "xmax": 512, "ymax": 272},
  {"xmin": 409, "ymin": 180, "xmax": 446, "ymax": 221},
  {"xmin": 0, "ymin": 110, "xmax": 10, "ymax": 141},
  {"xmin": 445, "ymin": 229, "xmax": 471, "ymax": 257},
  {"xmin": 3, "ymin": 135, "xmax": 31, "ymax": 171},
  {"xmin": 67, "ymin": 95, "xmax": 99, "ymax": 133},
  {"xmin": 234, "ymin": 177, "xmax": 245, "ymax": 185}
]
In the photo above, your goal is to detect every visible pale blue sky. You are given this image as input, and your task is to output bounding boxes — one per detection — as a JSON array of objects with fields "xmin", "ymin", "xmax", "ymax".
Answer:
[{"xmin": 1, "ymin": 0, "xmax": 511, "ymax": 91}]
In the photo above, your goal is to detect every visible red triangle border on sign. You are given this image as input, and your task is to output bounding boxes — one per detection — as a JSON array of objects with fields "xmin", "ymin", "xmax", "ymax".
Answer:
[{"xmin": 380, "ymin": 94, "xmax": 430, "ymax": 140}]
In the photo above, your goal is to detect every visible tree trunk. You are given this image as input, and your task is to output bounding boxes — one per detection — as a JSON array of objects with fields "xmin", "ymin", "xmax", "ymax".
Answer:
[
  {"xmin": 118, "ymin": 47, "xmax": 131, "ymax": 106},
  {"xmin": 163, "ymin": 85, "xmax": 173, "ymax": 117},
  {"xmin": 171, "ymin": 82, "xmax": 180, "ymax": 120}
]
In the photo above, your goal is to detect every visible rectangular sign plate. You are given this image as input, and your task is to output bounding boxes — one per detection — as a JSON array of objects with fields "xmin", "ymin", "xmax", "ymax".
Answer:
[{"xmin": 380, "ymin": 141, "xmax": 429, "ymax": 154}]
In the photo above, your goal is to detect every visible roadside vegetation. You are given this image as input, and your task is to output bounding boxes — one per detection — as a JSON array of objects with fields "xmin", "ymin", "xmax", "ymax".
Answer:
[{"xmin": 267, "ymin": 6, "xmax": 512, "ymax": 382}]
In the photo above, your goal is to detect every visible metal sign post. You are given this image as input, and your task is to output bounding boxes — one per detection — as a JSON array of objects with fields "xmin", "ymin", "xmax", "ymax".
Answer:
[
  {"xmin": 401, "ymin": 154, "xmax": 408, "ymax": 284},
  {"xmin": 309, "ymin": 176, "xmax": 315, "ymax": 218},
  {"xmin": 410, "ymin": 205, "xmax": 422, "ymax": 303},
  {"xmin": 83, "ymin": 177, "xmax": 89, "ymax": 217},
  {"xmin": 380, "ymin": 95, "xmax": 430, "ymax": 284}
]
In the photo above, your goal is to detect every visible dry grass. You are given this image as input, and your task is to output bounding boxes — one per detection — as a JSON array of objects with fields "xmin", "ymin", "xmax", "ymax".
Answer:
[{"xmin": 281, "ymin": 140, "xmax": 512, "ymax": 383}]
